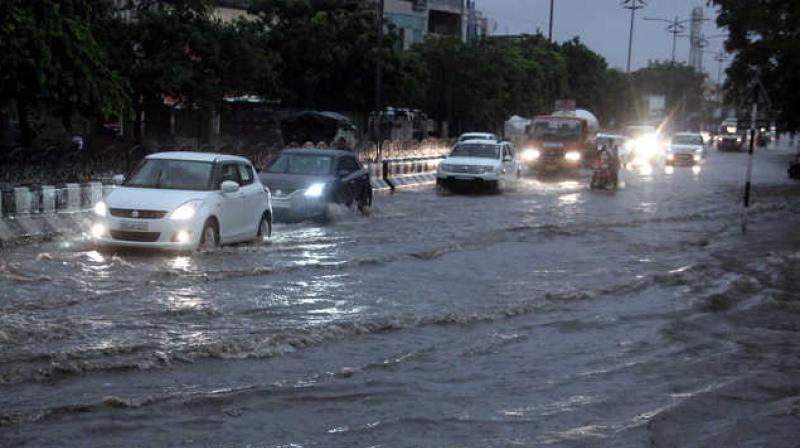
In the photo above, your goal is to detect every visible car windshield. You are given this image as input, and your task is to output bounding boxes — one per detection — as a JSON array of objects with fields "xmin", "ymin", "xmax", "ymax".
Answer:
[
  {"xmin": 451, "ymin": 144, "xmax": 500, "ymax": 159},
  {"xmin": 672, "ymin": 135, "xmax": 703, "ymax": 145},
  {"xmin": 125, "ymin": 159, "xmax": 214, "ymax": 190},
  {"xmin": 267, "ymin": 154, "xmax": 333, "ymax": 175},
  {"xmin": 532, "ymin": 119, "xmax": 581, "ymax": 141}
]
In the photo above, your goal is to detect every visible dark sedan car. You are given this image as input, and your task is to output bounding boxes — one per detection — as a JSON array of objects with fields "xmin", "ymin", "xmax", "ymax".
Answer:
[{"xmin": 259, "ymin": 149, "xmax": 372, "ymax": 221}]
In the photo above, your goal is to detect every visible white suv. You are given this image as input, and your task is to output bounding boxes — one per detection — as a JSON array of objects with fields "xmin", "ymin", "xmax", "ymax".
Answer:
[
  {"xmin": 437, "ymin": 140, "xmax": 520, "ymax": 193},
  {"xmin": 91, "ymin": 152, "xmax": 272, "ymax": 250}
]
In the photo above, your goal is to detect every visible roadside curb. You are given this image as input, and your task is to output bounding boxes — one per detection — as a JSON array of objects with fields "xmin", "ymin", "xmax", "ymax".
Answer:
[{"xmin": 0, "ymin": 211, "xmax": 92, "ymax": 249}]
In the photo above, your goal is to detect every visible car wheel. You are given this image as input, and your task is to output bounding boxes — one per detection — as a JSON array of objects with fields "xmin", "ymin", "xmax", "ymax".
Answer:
[
  {"xmin": 199, "ymin": 219, "xmax": 219, "ymax": 251},
  {"xmin": 357, "ymin": 185, "xmax": 372, "ymax": 214},
  {"xmin": 489, "ymin": 180, "xmax": 501, "ymax": 194},
  {"xmin": 436, "ymin": 183, "xmax": 451, "ymax": 196},
  {"xmin": 257, "ymin": 212, "xmax": 272, "ymax": 242}
]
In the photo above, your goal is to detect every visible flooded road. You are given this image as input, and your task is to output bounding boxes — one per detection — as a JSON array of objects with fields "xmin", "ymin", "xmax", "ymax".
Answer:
[{"xmin": 1, "ymin": 146, "xmax": 799, "ymax": 447}]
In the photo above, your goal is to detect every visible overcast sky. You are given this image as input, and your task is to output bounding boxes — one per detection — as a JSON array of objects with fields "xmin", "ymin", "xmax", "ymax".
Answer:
[{"xmin": 480, "ymin": 0, "xmax": 729, "ymax": 79}]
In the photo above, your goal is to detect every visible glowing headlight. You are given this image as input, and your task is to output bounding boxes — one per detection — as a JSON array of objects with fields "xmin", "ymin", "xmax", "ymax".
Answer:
[
  {"xmin": 90, "ymin": 223, "xmax": 106, "ymax": 239},
  {"xmin": 666, "ymin": 153, "xmax": 675, "ymax": 160},
  {"xmin": 736, "ymin": 137, "xmax": 742, "ymax": 143},
  {"xmin": 304, "ymin": 183, "xmax": 326, "ymax": 198},
  {"xmin": 727, "ymin": 126, "xmax": 737, "ymax": 133},
  {"xmin": 170, "ymin": 201, "xmax": 201, "ymax": 220},
  {"xmin": 93, "ymin": 201, "xmax": 107, "ymax": 217},
  {"xmin": 175, "ymin": 230, "xmax": 191, "ymax": 244},
  {"xmin": 693, "ymin": 154, "xmax": 702, "ymax": 161},
  {"xmin": 522, "ymin": 148, "xmax": 540, "ymax": 161},
  {"xmin": 564, "ymin": 151, "xmax": 581, "ymax": 162}
]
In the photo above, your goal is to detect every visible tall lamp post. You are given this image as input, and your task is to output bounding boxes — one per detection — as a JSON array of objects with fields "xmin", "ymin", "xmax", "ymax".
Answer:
[
  {"xmin": 644, "ymin": 16, "xmax": 692, "ymax": 63},
  {"xmin": 548, "ymin": 0, "xmax": 554, "ymax": 42},
  {"xmin": 621, "ymin": 0, "xmax": 647, "ymax": 73},
  {"xmin": 374, "ymin": 0, "xmax": 384, "ymax": 161}
]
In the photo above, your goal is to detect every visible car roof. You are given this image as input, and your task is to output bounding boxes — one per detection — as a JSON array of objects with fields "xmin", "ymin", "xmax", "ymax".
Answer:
[
  {"xmin": 460, "ymin": 132, "xmax": 495, "ymax": 136},
  {"xmin": 279, "ymin": 148, "xmax": 355, "ymax": 157},
  {"xmin": 147, "ymin": 151, "xmax": 251, "ymax": 163},
  {"xmin": 457, "ymin": 139, "xmax": 501, "ymax": 146}
]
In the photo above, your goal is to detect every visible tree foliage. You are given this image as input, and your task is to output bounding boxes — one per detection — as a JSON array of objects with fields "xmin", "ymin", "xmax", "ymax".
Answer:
[
  {"xmin": 0, "ymin": 0, "xmax": 128, "ymax": 144},
  {"xmin": 711, "ymin": 0, "xmax": 800, "ymax": 130}
]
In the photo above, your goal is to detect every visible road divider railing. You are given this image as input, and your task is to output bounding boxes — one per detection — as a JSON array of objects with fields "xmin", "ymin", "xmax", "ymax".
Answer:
[
  {"xmin": 365, "ymin": 156, "xmax": 443, "ymax": 192},
  {"xmin": 0, "ymin": 181, "xmax": 112, "ymax": 247}
]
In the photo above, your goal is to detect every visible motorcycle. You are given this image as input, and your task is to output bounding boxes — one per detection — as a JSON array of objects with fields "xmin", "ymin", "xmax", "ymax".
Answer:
[{"xmin": 590, "ymin": 158, "xmax": 617, "ymax": 190}]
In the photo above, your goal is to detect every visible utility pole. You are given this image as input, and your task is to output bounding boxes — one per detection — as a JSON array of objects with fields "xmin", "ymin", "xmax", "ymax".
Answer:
[
  {"xmin": 644, "ymin": 15, "xmax": 691, "ymax": 63},
  {"xmin": 715, "ymin": 51, "xmax": 727, "ymax": 103},
  {"xmin": 621, "ymin": 0, "xmax": 646, "ymax": 73},
  {"xmin": 548, "ymin": 0, "xmax": 554, "ymax": 42},
  {"xmin": 741, "ymin": 83, "xmax": 758, "ymax": 233},
  {"xmin": 375, "ymin": 0, "xmax": 384, "ymax": 161}
]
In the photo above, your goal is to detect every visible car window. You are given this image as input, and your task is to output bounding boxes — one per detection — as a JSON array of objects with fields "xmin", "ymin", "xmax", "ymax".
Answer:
[
  {"xmin": 266, "ymin": 154, "xmax": 333, "ymax": 175},
  {"xmin": 451, "ymin": 144, "xmax": 501, "ymax": 159},
  {"xmin": 337, "ymin": 156, "xmax": 360, "ymax": 174},
  {"xmin": 125, "ymin": 159, "xmax": 214, "ymax": 191},
  {"xmin": 238, "ymin": 163, "xmax": 254, "ymax": 185},
  {"xmin": 503, "ymin": 145, "xmax": 512, "ymax": 159},
  {"xmin": 219, "ymin": 163, "xmax": 241, "ymax": 186}
]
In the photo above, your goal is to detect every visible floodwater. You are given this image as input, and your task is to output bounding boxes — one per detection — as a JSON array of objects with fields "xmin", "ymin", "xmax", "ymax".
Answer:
[{"xmin": 1, "ymin": 144, "xmax": 799, "ymax": 447}]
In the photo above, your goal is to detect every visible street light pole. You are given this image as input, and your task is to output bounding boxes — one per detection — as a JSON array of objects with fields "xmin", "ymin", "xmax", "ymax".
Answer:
[
  {"xmin": 375, "ymin": 0, "xmax": 384, "ymax": 161},
  {"xmin": 548, "ymin": 0, "xmax": 554, "ymax": 42},
  {"xmin": 644, "ymin": 15, "xmax": 689, "ymax": 64},
  {"xmin": 621, "ymin": 0, "xmax": 646, "ymax": 73}
]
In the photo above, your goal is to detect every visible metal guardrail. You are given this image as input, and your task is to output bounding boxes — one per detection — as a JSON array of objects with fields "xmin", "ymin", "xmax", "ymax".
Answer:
[{"xmin": 0, "ymin": 182, "xmax": 110, "ymax": 218}]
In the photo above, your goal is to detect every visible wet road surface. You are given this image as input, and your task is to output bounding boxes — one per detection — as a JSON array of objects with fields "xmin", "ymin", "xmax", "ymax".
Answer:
[{"xmin": 1, "ymin": 146, "xmax": 799, "ymax": 447}]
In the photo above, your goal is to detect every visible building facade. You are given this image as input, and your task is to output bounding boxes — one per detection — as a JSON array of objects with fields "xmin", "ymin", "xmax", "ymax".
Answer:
[{"xmin": 384, "ymin": 0, "xmax": 467, "ymax": 49}]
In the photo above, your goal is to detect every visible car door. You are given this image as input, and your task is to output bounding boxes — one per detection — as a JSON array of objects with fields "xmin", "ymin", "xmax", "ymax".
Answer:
[
  {"xmin": 217, "ymin": 162, "xmax": 247, "ymax": 242},
  {"xmin": 237, "ymin": 162, "xmax": 264, "ymax": 237},
  {"xmin": 334, "ymin": 155, "xmax": 364, "ymax": 204},
  {"xmin": 501, "ymin": 144, "xmax": 515, "ymax": 183}
]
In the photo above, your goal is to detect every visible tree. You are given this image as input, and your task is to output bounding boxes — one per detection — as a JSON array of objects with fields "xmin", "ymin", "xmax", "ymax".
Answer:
[
  {"xmin": 250, "ymin": 0, "xmax": 396, "ymax": 114},
  {"xmin": 711, "ymin": 0, "xmax": 800, "ymax": 130},
  {"xmin": 0, "ymin": 0, "xmax": 128, "ymax": 146},
  {"xmin": 631, "ymin": 61, "xmax": 707, "ymax": 130}
]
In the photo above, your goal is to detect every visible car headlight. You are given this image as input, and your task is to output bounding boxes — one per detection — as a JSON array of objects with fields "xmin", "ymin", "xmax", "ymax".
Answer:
[
  {"xmin": 736, "ymin": 137, "xmax": 742, "ymax": 143},
  {"xmin": 304, "ymin": 183, "xmax": 326, "ymax": 198},
  {"xmin": 93, "ymin": 201, "xmax": 107, "ymax": 217},
  {"xmin": 170, "ymin": 200, "xmax": 202, "ymax": 220},
  {"xmin": 440, "ymin": 164, "xmax": 455, "ymax": 172},
  {"xmin": 693, "ymin": 154, "xmax": 702, "ymax": 161},
  {"xmin": 666, "ymin": 153, "xmax": 675, "ymax": 160},
  {"xmin": 522, "ymin": 148, "xmax": 540, "ymax": 161},
  {"xmin": 564, "ymin": 151, "xmax": 581, "ymax": 162}
]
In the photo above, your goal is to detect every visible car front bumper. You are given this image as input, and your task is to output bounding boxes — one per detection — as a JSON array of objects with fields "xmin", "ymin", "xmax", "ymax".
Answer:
[
  {"xmin": 91, "ymin": 215, "xmax": 204, "ymax": 250},
  {"xmin": 436, "ymin": 171, "xmax": 500, "ymax": 185},
  {"xmin": 271, "ymin": 194, "xmax": 329, "ymax": 221}
]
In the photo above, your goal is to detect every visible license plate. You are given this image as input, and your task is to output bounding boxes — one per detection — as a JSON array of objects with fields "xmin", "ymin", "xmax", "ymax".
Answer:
[
  {"xmin": 119, "ymin": 221, "xmax": 149, "ymax": 231},
  {"xmin": 454, "ymin": 175, "xmax": 475, "ymax": 180}
]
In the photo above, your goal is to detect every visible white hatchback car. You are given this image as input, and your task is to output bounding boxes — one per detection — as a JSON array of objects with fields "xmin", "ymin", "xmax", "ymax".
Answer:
[
  {"xmin": 436, "ymin": 140, "xmax": 520, "ymax": 193},
  {"xmin": 667, "ymin": 132, "xmax": 706, "ymax": 165},
  {"xmin": 92, "ymin": 152, "xmax": 272, "ymax": 250}
]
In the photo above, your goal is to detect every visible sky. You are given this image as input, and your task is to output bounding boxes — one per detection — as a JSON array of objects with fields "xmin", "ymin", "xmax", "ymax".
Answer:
[{"xmin": 479, "ymin": 0, "xmax": 729, "ymax": 80}]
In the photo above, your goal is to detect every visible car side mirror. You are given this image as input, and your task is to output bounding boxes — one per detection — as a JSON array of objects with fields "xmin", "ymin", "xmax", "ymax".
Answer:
[
  {"xmin": 221, "ymin": 180, "xmax": 240, "ymax": 193},
  {"xmin": 113, "ymin": 174, "xmax": 125, "ymax": 185}
]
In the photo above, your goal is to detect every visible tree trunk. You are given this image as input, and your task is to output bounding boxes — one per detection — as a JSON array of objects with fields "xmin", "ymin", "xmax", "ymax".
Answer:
[{"xmin": 17, "ymin": 99, "xmax": 34, "ymax": 147}]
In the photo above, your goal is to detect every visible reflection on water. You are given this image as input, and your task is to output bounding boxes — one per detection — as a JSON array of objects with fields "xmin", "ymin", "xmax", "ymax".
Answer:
[
  {"xmin": 665, "ymin": 166, "xmax": 675, "ymax": 175},
  {"xmin": 692, "ymin": 165, "xmax": 702, "ymax": 175},
  {"xmin": 170, "ymin": 256, "xmax": 192, "ymax": 270},
  {"xmin": 558, "ymin": 193, "xmax": 580, "ymax": 206}
]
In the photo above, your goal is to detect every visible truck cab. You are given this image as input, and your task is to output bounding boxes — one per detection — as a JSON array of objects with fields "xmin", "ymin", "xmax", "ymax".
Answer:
[{"xmin": 520, "ymin": 115, "xmax": 591, "ymax": 173}]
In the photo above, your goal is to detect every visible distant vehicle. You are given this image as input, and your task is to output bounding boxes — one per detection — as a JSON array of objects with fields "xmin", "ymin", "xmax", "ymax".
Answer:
[
  {"xmin": 458, "ymin": 132, "xmax": 498, "ymax": 143},
  {"xmin": 259, "ymin": 148, "xmax": 372, "ymax": 222},
  {"xmin": 437, "ymin": 139, "xmax": 520, "ymax": 193},
  {"xmin": 624, "ymin": 125, "xmax": 662, "ymax": 164},
  {"xmin": 91, "ymin": 152, "xmax": 272, "ymax": 250},
  {"xmin": 521, "ymin": 112, "xmax": 597, "ymax": 173},
  {"xmin": 717, "ymin": 119, "xmax": 745, "ymax": 151},
  {"xmin": 666, "ymin": 133, "xmax": 705, "ymax": 165}
]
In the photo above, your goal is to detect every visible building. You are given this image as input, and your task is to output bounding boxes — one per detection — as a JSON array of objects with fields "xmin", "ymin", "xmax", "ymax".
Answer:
[{"xmin": 384, "ymin": 0, "xmax": 468, "ymax": 49}]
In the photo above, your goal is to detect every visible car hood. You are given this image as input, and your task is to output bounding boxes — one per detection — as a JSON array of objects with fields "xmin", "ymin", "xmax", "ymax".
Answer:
[
  {"xmin": 441, "ymin": 156, "xmax": 500, "ymax": 167},
  {"xmin": 669, "ymin": 144, "xmax": 703, "ymax": 153},
  {"xmin": 106, "ymin": 187, "xmax": 211, "ymax": 212},
  {"xmin": 259, "ymin": 172, "xmax": 334, "ymax": 193}
]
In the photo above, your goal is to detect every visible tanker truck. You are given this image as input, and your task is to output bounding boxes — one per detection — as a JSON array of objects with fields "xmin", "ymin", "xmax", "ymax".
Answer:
[{"xmin": 519, "ymin": 109, "xmax": 599, "ymax": 173}]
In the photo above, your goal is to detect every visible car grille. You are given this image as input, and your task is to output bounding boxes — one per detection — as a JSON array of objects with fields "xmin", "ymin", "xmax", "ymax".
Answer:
[
  {"xmin": 109, "ymin": 208, "xmax": 167, "ymax": 219},
  {"xmin": 542, "ymin": 148, "xmax": 563, "ymax": 161},
  {"xmin": 449, "ymin": 165, "xmax": 484, "ymax": 174},
  {"xmin": 674, "ymin": 154, "xmax": 694, "ymax": 160},
  {"xmin": 109, "ymin": 230, "xmax": 161, "ymax": 242}
]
